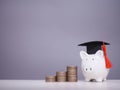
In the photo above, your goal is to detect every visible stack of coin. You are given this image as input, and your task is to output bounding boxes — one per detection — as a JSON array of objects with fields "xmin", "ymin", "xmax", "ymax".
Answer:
[
  {"xmin": 56, "ymin": 71, "xmax": 67, "ymax": 82},
  {"xmin": 67, "ymin": 66, "xmax": 78, "ymax": 82},
  {"xmin": 45, "ymin": 76, "xmax": 56, "ymax": 82}
]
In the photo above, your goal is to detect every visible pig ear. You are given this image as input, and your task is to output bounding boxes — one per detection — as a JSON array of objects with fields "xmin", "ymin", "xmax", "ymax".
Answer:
[
  {"xmin": 80, "ymin": 51, "xmax": 88, "ymax": 60},
  {"xmin": 95, "ymin": 50, "xmax": 104, "ymax": 57}
]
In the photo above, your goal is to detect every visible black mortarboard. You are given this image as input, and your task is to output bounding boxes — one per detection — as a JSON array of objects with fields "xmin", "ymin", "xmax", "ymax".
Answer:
[{"xmin": 78, "ymin": 41, "xmax": 110, "ymax": 54}]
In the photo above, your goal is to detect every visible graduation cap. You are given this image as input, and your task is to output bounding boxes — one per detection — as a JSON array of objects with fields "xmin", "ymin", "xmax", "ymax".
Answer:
[
  {"xmin": 78, "ymin": 41, "xmax": 110, "ymax": 54},
  {"xmin": 78, "ymin": 41, "xmax": 112, "ymax": 68}
]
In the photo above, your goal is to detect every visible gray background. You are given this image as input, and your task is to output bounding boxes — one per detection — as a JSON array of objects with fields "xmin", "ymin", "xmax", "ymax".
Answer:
[{"xmin": 0, "ymin": 0, "xmax": 120, "ymax": 80}]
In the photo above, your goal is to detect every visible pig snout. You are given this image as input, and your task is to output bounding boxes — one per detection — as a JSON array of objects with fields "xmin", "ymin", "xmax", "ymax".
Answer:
[{"xmin": 83, "ymin": 67, "xmax": 93, "ymax": 72}]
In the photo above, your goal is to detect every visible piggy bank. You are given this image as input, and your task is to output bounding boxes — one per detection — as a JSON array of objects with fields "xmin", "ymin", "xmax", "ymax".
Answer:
[{"xmin": 80, "ymin": 50, "xmax": 109, "ymax": 82}]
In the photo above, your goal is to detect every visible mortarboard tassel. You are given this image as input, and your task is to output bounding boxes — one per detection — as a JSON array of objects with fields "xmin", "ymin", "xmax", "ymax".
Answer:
[{"xmin": 102, "ymin": 42, "xmax": 112, "ymax": 68}]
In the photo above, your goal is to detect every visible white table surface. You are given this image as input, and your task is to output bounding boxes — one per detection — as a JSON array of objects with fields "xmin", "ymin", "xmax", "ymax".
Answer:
[{"xmin": 0, "ymin": 80, "xmax": 120, "ymax": 90}]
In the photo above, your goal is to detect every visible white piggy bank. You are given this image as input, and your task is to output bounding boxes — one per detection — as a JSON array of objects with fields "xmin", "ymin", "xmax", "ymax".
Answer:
[{"xmin": 80, "ymin": 50, "xmax": 109, "ymax": 82}]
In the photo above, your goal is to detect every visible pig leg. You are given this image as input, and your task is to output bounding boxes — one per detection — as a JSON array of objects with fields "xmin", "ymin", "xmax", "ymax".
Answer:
[
  {"xmin": 96, "ymin": 78, "xmax": 103, "ymax": 82},
  {"xmin": 103, "ymin": 78, "xmax": 106, "ymax": 81},
  {"xmin": 85, "ymin": 78, "xmax": 91, "ymax": 82}
]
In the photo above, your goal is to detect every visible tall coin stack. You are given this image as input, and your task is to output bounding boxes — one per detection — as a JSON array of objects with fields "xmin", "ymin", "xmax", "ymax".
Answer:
[
  {"xmin": 56, "ymin": 71, "xmax": 67, "ymax": 82},
  {"xmin": 67, "ymin": 66, "xmax": 78, "ymax": 82}
]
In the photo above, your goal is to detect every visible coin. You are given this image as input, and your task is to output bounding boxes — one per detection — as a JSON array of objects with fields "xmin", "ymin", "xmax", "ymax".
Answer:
[
  {"xmin": 45, "ymin": 76, "xmax": 56, "ymax": 82},
  {"xmin": 56, "ymin": 71, "xmax": 67, "ymax": 82},
  {"xmin": 56, "ymin": 71, "xmax": 66, "ymax": 77},
  {"xmin": 45, "ymin": 66, "xmax": 78, "ymax": 82},
  {"xmin": 67, "ymin": 76, "xmax": 78, "ymax": 82},
  {"xmin": 67, "ymin": 71, "xmax": 77, "ymax": 75},
  {"xmin": 67, "ymin": 66, "xmax": 78, "ymax": 82},
  {"xmin": 67, "ymin": 66, "xmax": 77, "ymax": 75},
  {"xmin": 57, "ymin": 76, "xmax": 67, "ymax": 82},
  {"xmin": 67, "ymin": 66, "xmax": 77, "ymax": 71}
]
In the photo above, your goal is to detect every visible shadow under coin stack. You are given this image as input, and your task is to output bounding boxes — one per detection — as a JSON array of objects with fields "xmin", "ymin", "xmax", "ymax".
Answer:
[{"xmin": 67, "ymin": 66, "xmax": 78, "ymax": 82}]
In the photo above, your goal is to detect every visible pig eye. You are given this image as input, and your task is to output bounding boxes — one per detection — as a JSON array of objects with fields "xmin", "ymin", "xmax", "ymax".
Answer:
[{"xmin": 92, "ymin": 58, "xmax": 94, "ymax": 61}]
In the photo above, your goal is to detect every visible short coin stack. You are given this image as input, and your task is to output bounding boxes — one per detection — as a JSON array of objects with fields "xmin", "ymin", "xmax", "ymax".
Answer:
[
  {"xmin": 56, "ymin": 71, "xmax": 66, "ymax": 82},
  {"xmin": 45, "ymin": 76, "xmax": 56, "ymax": 82},
  {"xmin": 67, "ymin": 66, "xmax": 78, "ymax": 82},
  {"xmin": 45, "ymin": 66, "xmax": 78, "ymax": 82}
]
